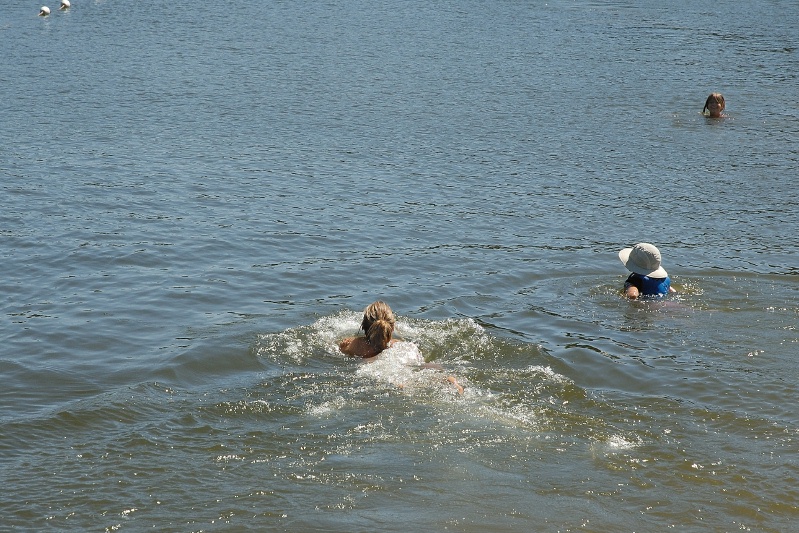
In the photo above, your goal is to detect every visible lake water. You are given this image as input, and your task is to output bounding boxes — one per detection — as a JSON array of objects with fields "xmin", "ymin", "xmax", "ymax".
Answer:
[{"xmin": 2, "ymin": 0, "xmax": 798, "ymax": 531}]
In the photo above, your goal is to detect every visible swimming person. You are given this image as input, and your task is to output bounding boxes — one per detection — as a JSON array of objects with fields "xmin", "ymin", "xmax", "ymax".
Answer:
[
  {"xmin": 618, "ymin": 243, "xmax": 677, "ymax": 299},
  {"xmin": 339, "ymin": 301, "xmax": 464, "ymax": 393},
  {"xmin": 339, "ymin": 301, "xmax": 398, "ymax": 358},
  {"xmin": 703, "ymin": 92, "xmax": 726, "ymax": 118}
]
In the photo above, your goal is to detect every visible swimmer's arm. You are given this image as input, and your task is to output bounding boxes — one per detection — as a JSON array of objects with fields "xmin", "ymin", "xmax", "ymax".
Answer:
[
  {"xmin": 624, "ymin": 282, "xmax": 640, "ymax": 299},
  {"xmin": 624, "ymin": 273, "xmax": 641, "ymax": 299}
]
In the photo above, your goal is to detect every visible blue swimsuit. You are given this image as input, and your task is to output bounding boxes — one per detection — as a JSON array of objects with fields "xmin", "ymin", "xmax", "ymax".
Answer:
[{"xmin": 625, "ymin": 273, "xmax": 671, "ymax": 297}]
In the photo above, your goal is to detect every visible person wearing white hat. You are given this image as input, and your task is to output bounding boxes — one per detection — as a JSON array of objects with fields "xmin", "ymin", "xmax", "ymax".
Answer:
[{"xmin": 618, "ymin": 243, "xmax": 677, "ymax": 299}]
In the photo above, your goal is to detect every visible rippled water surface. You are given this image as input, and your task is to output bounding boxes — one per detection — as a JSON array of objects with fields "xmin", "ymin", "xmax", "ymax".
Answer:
[{"xmin": 2, "ymin": 0, "xmax": 798, "ymax": 531}]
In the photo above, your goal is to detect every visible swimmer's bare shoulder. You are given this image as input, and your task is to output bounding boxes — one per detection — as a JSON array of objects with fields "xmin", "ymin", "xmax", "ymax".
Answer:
[
  {"xmin": 339, "ymin": 337, "xmax": 352, "ymax": 353},
  {"xmin": 339, "ymin": 336, "xmax": 389, "ymax": 358},
  {"xmin": 339, "ymin": 336, "xmax": 364, "ymax": 356}
]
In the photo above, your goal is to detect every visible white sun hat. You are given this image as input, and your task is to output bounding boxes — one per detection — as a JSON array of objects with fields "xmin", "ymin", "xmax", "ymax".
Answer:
[{"xmin": 618, "ymin": 242, "xmax": 668, "ymax": 278}]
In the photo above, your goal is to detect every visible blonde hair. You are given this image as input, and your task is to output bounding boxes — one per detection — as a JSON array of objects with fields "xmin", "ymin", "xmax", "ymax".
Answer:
[
  {"xmin": 703, "ymin": 93, "xmax": 725, "ymax": 115},
  {"xmin": 360, "ymin": 301, "xmax": 395, "ymax": 333},
  {"xmin": 366, "ymin": 319, "xmax": 394, "ymax": 352}
]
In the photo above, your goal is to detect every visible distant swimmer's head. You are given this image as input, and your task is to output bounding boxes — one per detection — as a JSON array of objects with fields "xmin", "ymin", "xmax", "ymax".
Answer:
[
  {"xmin": 361, "ymin": 301, "xmax": 395, "ymax": 333},
  {"xmin": 39, "ymin": 6, "xmax": 51, "ymax": 16},
  {"xmin": 703, "ymin": 92, "xmax": 725, "ymax": 118},
  {"xmin": 366, "ymin": 319, "xmax": 394, "ymax": 353},
  {"xmin": 60, "ymin": 0, "xmax": 71, "ymax": 9}
]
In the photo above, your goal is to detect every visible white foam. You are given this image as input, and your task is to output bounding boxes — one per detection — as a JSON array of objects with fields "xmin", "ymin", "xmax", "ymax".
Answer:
[
  {"xmin": 605, "ymin": 434, "xmax": 641, "ymax": 450},
  {"xmin": 307, "ymin": 396, "xmax": 346, "ymax": 417},
  {"xmin": 356, "ymin": 345, "xmax": 418, "ymax": 384}
]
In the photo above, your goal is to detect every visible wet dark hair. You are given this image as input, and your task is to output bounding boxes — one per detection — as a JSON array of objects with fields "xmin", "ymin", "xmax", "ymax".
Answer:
[
  {"xmin": 366, "ymin": 319, "xmax": 393, "ymax": 352},
  {"xmin": 360, "ymin": 301, "xmax": 395, "ymax": 333},
  {"xmin": 703, "ymin": 93, "xmax": 725, "ymax": 115}
]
